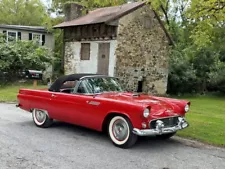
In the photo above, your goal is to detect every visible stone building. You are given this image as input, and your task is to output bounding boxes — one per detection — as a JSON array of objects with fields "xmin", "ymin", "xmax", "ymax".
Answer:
[{"xmin": 54, "ymin": 1, "xmax": 172, "ymax": 95}]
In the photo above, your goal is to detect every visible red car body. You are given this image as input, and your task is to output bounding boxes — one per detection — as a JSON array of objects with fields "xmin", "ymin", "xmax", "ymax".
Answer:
[
  {"xmin": 17, "ymin": 74, "xmax": 190, "ymax": 148},
  {"xmin": 17, "ymin": 90, "xmax": 190, "ymax": 130}
]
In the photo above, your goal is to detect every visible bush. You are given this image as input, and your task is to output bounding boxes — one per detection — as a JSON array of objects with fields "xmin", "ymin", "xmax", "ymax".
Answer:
[
  {"xmin": 208, "ymin": 57, "xmax": 225, "ymax": 92},
  {"xmin": 0, "ymin": 36, "xmax": 54, "ymax": 82},
  {"xmin": 167, "ymin": 47, "xmax": 197, "ymax": 94},
  {"xmin": 167, "ymin": 45, "xmax": 225, "ymax": 94}
]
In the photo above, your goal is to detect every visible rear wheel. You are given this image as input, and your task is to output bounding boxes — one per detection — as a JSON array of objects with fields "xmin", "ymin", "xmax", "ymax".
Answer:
[
  {"xmin": 108, "ymin": 116, "xmax": 137, "ymax": 148},
  {"xmin": 32, "ymin": 109, "xmax": 53, "ymax": 128},
  {"xmin": 156, "ymin": 132, "xmax": 176, "ymax": 139}
]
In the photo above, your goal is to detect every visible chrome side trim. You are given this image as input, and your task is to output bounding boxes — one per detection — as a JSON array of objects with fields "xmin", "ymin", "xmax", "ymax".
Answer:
[{"xmin": 133, "ymin": 117, "xmax": 189, "ymax": 136}]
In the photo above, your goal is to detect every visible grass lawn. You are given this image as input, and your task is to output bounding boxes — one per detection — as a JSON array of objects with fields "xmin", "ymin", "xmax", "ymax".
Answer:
[
  {"xmin": 0, "ymin": 84, "xmax": 47, "ymax": 102},
  {"xmin": 176, "ymin": 95, "xmax": 225, "ymax": 147}
]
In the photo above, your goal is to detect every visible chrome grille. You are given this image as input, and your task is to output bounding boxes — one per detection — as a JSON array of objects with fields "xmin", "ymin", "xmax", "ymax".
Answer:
[{"xmin": 150, "ymin": 116, "xmax": 179, "ymax": 129}]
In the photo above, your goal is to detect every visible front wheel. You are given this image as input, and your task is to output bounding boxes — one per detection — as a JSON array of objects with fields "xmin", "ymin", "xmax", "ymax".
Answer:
[
  {"xmin": 156, "ymin": 132, "xmax": 176, "ymax": 140},
  {"xmin": 32, "ymin": 109, "xmax": 53, "ymax": 128},
  {"xmin": 108, "ymin": 116, "xmax": 137, "ymax": 148}
]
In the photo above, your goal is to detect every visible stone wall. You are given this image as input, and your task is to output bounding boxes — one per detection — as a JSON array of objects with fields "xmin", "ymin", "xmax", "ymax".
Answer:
[
  {"xmin": 114, "ymin": 5, "xmax": 169, "ymax": 95},
  {"xmin": 64, "ymin": 42, "xmax": 77, "ymax": 75}
]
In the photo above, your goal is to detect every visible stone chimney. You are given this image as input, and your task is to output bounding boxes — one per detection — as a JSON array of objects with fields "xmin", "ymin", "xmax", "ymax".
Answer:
[{"xmin": 64, "ymin": 3, "xmax": 84, "ymax": 21}]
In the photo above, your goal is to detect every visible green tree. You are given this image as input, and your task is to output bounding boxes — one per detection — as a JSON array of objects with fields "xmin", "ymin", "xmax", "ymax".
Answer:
[
  {"xmin": 0, "ymin": 0, "xmax": 48, "ymax": 26},
  {"xmin": 186, "ymin": 0, "xmax": 225, "ymax": 48},
  {"xmin": 148, "ymin": 0, "xmax": 225, "ymax": 94}
]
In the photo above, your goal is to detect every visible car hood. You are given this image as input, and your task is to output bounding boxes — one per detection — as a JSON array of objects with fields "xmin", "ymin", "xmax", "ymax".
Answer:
[{"xmin": 97, "ymin": 92, "xmax": 188, "ymax": 117}]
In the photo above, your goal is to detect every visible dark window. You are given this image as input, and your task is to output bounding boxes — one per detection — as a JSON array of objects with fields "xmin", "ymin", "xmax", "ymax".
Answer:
[
  {"xmin": 3, "ymin": 30, "xmax": 7, "ymax": 40},
  {"xmin": 29, "ymin": 33, "xmax": 44, "ymax": 46},
  {"xmin": 17, "ymin": 32, "xmax": 21, "ymax": 40},
  {"xmin": 42, "ymin": 34, "xmax": 45, "ymax": 46},
  {"xmin": 80, "ymin": 43, "xmax": 90, "ymax": 60},
  {"xmin": 7, "ymin": 31, "xmax": 17, "ymax": 42},
  {"xmin": 32, "ymin": 33, "xmax": 42, "ymax": 45},
  {"xmin": 29, "ymin": 33, "xmax": 32, "ymax": 40}
]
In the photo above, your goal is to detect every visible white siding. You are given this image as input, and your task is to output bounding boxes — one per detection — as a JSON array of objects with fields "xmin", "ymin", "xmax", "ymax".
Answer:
[
  {"xmin": 0, "ymin": 28, "xmax": 54, "ymax": 50},
  {"xmin": 109, "ymin": 40, "xmax": 117, "ymax": 76},
  {"xmin": 70, "ymin": 40, "xmax": 117, "ymax": 76}
]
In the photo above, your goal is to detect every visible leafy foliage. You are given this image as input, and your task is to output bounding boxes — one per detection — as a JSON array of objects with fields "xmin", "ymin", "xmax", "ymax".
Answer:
[
  {"xmin": 0, "ymin": 36, "xmax": 54, "ymax": 81},
  {"xmin": 208, "ymin": 58, "xmax": 225, "ymax": 92},
  {"xmin": 147, "ymin": 0, "xmax": 225, "ymax": 94},
  {"xmin": 0, "ymin": 0, "xmax": 47, "ymax": 26},
  {"xmin": 167, "ymin": 46, "xmax": 197, "ymax": 94}
]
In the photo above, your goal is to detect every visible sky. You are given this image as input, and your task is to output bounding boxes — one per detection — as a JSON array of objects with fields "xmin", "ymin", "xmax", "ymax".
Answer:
[
  {"xmin": 40, "ymin": 0, "xmax": 58, "ymax": 17},
  {"xmin": 41, "ymin": 0, "xmax": 52, "ymax": 8}
]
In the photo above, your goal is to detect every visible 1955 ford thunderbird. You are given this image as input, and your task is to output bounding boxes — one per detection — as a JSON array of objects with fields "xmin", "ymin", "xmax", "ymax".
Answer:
[{"xmin": 17, "ymin": 74, "xmax": 190, "ymax": 148}]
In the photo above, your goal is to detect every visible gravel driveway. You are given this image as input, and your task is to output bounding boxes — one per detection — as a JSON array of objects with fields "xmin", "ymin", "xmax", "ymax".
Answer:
[{"xmin": 0, "ymin": 103, "xmax": 225, "ymax": 169}]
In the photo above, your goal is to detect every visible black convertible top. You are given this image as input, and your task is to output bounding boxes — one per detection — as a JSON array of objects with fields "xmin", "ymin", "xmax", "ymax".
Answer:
[{"xmin": 48, "ymin": 73, "xmax": 105, "ymax": 92}]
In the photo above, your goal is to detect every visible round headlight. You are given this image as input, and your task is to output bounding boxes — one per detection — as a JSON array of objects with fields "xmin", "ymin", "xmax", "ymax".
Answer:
[
  {"xmin": 143, "ymin": 108, "xmax": 150, "ymax": 118},
  {"xmin": 184, "ymin": 104, "xmax": 189, "ymax": 112}
]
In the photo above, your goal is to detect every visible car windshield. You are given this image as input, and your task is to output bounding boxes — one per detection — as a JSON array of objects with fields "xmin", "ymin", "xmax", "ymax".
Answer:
[{"xmin": 79, "ymin": 77, "xmax": 124, "ymax": 94}]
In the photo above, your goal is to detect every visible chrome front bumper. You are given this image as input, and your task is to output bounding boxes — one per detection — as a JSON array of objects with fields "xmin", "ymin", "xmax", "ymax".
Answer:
[{"xmin": 133, "ymin": 117, "xmax": 189, "ymax": 136}]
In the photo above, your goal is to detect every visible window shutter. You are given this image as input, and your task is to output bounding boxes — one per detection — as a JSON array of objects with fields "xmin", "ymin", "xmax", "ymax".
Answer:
[
  {"xmin": 17, "ymin": 32, "xmax": 21, "ymax": 40},
  {"xmin": 29, "ymin": 33, "xmax": 32, "ymax": 40},
  {"xmin": 42, "ymin": 34, "xmax": 45, "ymax": 46},
  {"xmin": 80, "ymin": 43, "xmax": 91, "ymax": 60}
]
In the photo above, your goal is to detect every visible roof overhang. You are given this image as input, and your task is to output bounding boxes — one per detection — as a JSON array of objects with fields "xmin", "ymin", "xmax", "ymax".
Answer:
[{"xmin": 0, "ymin": 24, "xmax": 49, "ymax": 33}]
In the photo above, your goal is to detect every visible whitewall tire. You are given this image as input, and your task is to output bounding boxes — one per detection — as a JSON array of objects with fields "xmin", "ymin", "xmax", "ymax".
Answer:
[
  {"xmin": 32, "ymin": 109, "xmax": 53, "ymax": 128},
  {"xmin": 108, "ymin": 116, "xmax": 137, "ymax": 148}
]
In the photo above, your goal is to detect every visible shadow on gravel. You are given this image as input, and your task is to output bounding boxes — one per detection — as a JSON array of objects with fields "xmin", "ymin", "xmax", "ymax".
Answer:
[
  {"xmin": 134, "ymin": 136, "xmax": 183, "ymax": 149},
  {"xmin": 19, "ymin": 119, "xmax": 198, "ymax": 151},
  {"xmin": 50, "ymin": 121, "xmax": 108, "ymax": 139},
  {"xmin": 39, "ymin": 120, "xmax": 189, "ymax": 151}
]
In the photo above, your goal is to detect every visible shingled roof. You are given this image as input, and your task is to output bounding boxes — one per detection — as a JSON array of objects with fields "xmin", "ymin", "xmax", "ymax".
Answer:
[
  {"xmin": 54, "ymin": 1, "xmax": 173, "ymax": 45},
  {"xmin": 0, "ymin": 24, "xmax": 48, "ymax": 33},
  {"xmin": 54, "ymin": 1, "xmax": 145, "ymax": 28}
]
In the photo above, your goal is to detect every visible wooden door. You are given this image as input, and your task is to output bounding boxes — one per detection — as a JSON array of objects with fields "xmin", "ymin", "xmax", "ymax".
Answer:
[{"xmin": 97, "ymin": 43, "xmax": 110, "ymax": 75}]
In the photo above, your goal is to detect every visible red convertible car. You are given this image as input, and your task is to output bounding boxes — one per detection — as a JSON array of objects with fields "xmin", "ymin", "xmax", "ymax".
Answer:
[{"xmin": 17, "ymin": 74, "xmax": 190, "ymax": 148}]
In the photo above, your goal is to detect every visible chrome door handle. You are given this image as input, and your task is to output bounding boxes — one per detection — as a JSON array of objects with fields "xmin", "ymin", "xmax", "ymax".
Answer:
[
  {"xmin": 86, "ymin": 101, "xmax": 100, "ymax": 106},
  {"xmin": 51, "ymin": 94, "xmax": 56, "ymax": 98}
]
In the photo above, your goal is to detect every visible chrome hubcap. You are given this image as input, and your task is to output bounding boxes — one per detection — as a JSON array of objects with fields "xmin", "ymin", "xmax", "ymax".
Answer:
[
  {"xmin": 112, "ymin": 119, "xmax": 128, "ymax": 141},
  {"xmin": 35, "ymin": 110, "xmax": 46, "ymax": 123}
]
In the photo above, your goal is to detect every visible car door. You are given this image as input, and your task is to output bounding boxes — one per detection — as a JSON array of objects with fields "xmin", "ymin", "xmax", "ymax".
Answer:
[
  {"xmin": 47, "ymin": 92, "xmax": 78, "ymax": 124},
  {"xmin": 48, "ymin": 82, "xmax": 104, "ymax": 130},
  {"xmin": 67, "ymin": 94, "xmax": 104, "ymax": 130},
  {"xmin": 66, "ymin": 80, "xmax": 105, "ymax": 130},
  {"xmin": 47, "ymin": 80, "xmax": 80, "ymax": 124}
]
